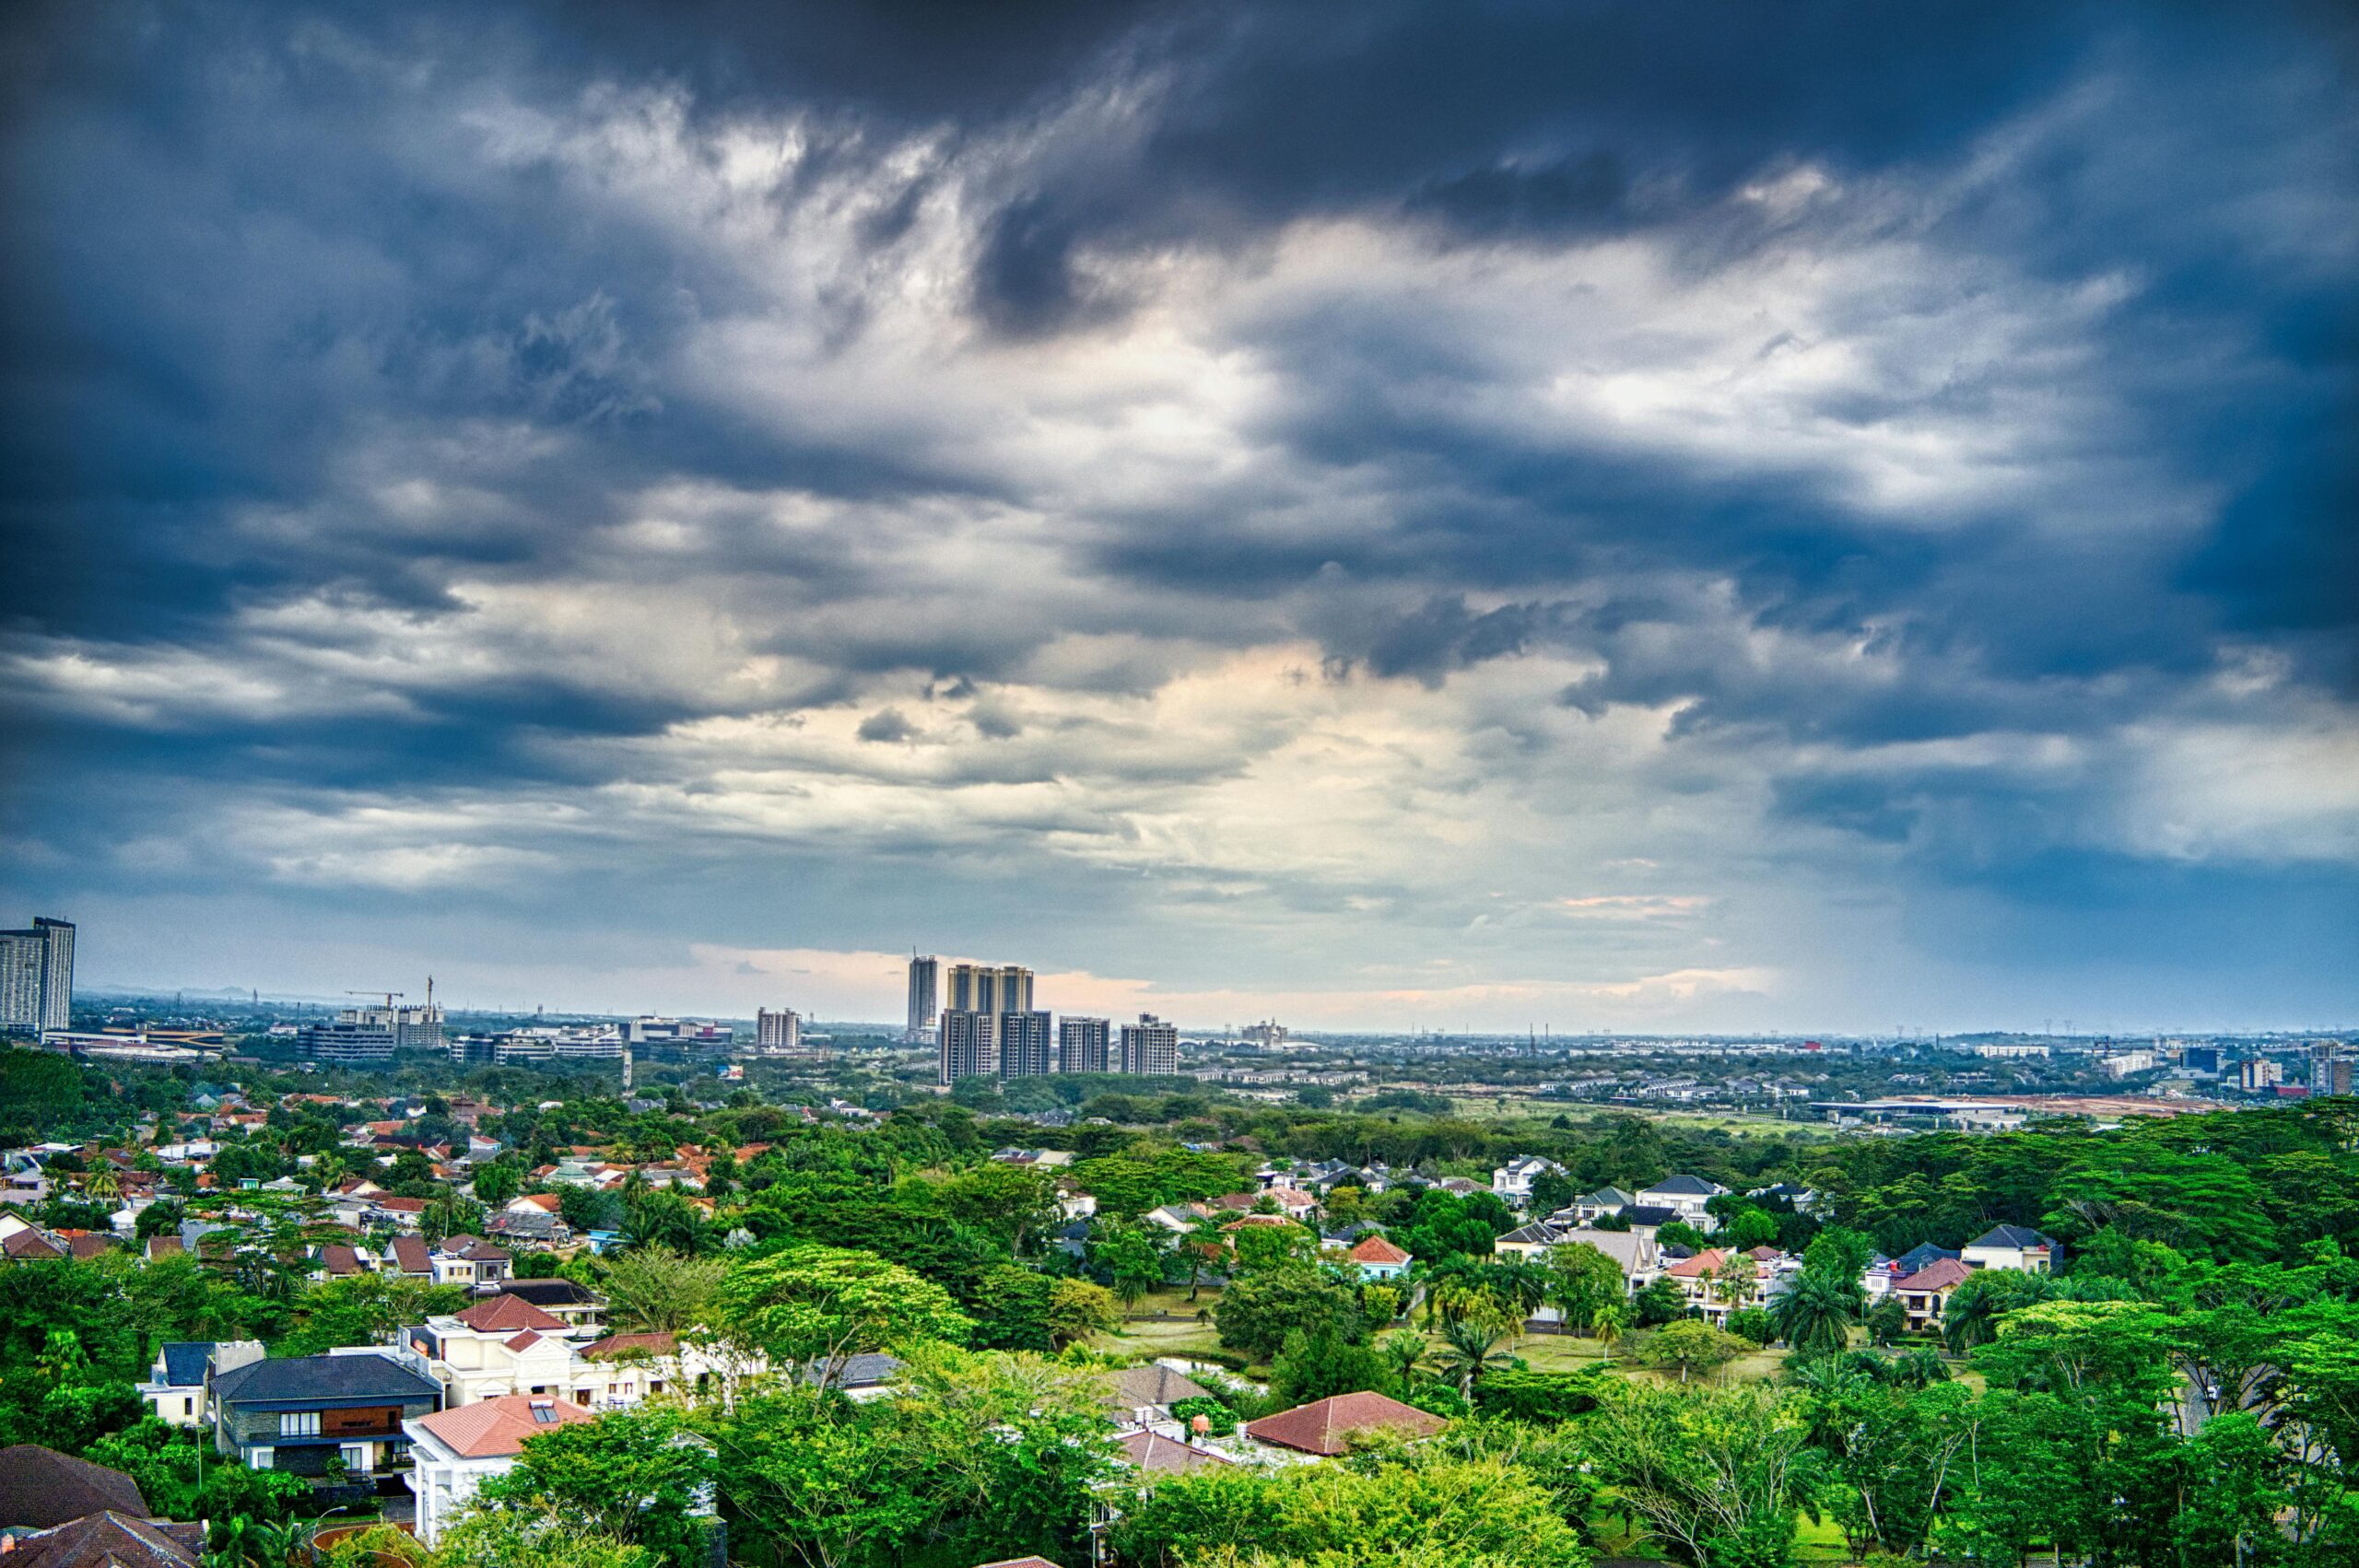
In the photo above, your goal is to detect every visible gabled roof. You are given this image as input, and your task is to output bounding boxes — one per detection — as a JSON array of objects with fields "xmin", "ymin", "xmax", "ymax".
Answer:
[
  {"xmin": 0, "ymin": 1446, "xmax": 148, "ymax": 1528},
  {"xmin": 156, "ymin": 1343, "xmax": 215, "ymax": 1388},
  {"xmin": 386, "ymin": 1235, "xmax": 432, "ymax": 1274},
  {"xmin": 488, "ymin": 1278, "xmax": 599, "ymax": 1308},
  {"xmin": 1895, "ymin": 1258, "xmax": 1975, "ymax": 1293},
  {"xmin": 1640, "ymin": 1174, "xmax": 1725, "ymax": 1196},
  {"xmin": 1099, "ymin": 1364, "xmax": 1212, "ymax": 1410},
  {"xmin": 800, "ymin": 1352, "xmax": 904, "ymax": 1390},
  {"xmin": 1579, "ymin": 1187, "xmax": 1637, "ymax": 1206},
  {"xmin": 319, "ymin": 1244, "xmax": 363, "ymax": 1275},
  {"xmin": 1891, "ymin": 1243, "xmax": 1959, "ymax": 1272},
  {"xmin": 2, "ymin": 1228, "xmax": 66, "ymax": 1260},
  {"xmin": 453, "ymin": 1294, "xmax": 568, "ymax": 1333},
  {"xmin": 409, "ymin": 1394, "xmax": 594, "ymax": 1459},
  {"xmin": 1967, "ymin": 1224, "xmax": 2057, "ymax": 1251},
  {"xmin": 1622, "ymin": 1205, "xmax": 1682, "ymax": 1229},
  {"xmin": 1662, "ymin": 1247, "xmax": 1731, "ymax": 1279},
  {"xmin": 1496, "ymin": 1223, "xmax": 1565, "ymax": 1246},
  {"xmin": 1244, "ymin": 1391, "xmax": 1448, "ymax": 1456},
  {"xmin": 3, "ymin": 1510, "xmax": 199, "ymax": 1568},
  {"xmin": 581, "ymin": 1332, "xmax": 677, "ymax": 1360},
  {"xmin": 1347, "ymin": 1235, "xmax": 1411, "ymax": 1266},
  {"xmin": 211, "ymin": 1353, "xmax": 440, "ymax": 1407},
  {"xmin": 1115, "ymin": 1429, "xmax": 1232, "ymax": 1473}
]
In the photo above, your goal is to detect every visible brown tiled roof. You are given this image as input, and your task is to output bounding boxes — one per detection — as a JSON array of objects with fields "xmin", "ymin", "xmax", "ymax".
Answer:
[
  {"xmin": 1098, "ymin": 1364, "xmax": 1212, "ymax": 1411},
  {"xmin": 1114, "ymin": 1429, "xmax": 1232, "ymax": 1473},
  {"xmin": 1662, "ymin": 1247, "xmax": 1731, "ymax": 1279},
  {"xmin": 320, "ymin": 1244, "xmax": 363, "ymax": 1275},
  {"xmin": 1244, "ymin": 1391, "xmax": 1448, "ymax": 1456},
  {"xmin": 1895, "ymin": 1258, "xmax": 1974, "ymax": 1293},
  {"xmin": 2, "ymin": 1229, "xmax": 66, "ymax": 1260},
  {"xmin": 1348, "ymin": 1235, "xmax": 1411, "ymax": 1265},
  {"xmin": 4, "ymin": 1510, "xmax": 198, "ymax": 1568},
  {"xmin": 387, "ymin": 1235, "xmax": 432, "ymax": 1274},
  {"xmin": 0, "ymin": 1445, "xmax": 148, "ymax": 1528},
  {"xmin": 453, "ymin": 1294, "xmax": 567, "ymax": 1333},
  {"xmin": 581, "ymin": 1332, "xmax": 677, "ymax": 1360},
  {"xmin": 408, "ymin": 1394, "xmax": 593, "ymax": 1459}
]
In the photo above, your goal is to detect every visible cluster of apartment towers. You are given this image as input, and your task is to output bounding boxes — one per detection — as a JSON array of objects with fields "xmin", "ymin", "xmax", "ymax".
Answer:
[{"xmin": 906, "ymin": 954, "xmax": 1177, "ymax": 1087}]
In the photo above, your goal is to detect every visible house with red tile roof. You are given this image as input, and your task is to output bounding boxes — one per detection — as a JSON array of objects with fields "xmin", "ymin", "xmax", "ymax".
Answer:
[
  {"xmin": 1345, "ymin": 1235, "xmax": 1411, "ymax": 1281},
  {"xmin": 405, "ymin": 1395, "xmax": 595, "ymax": 1546},
  {"xmin": 1114, "ymin": 1428, "xmax": 1233, "ymax": 1474},
  {"xmin": 1244, "ymin": 1392, "xmax": 1448, "ymax": 1457},
  {"xmin": 1893, "ymin": 1258, "xmax": 1975, "ymax": 1331}
]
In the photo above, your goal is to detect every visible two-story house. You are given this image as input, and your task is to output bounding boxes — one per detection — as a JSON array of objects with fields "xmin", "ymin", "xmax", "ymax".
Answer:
[
  {"xmin": 207, "ymin": 1352, "xmax": 441, "ymax": 1477},
  {"xmin": 1491, "ymin": 1157, "xmax": 1568, "ymax": 1205},
  {"xmin": 405, "ymin": 1395, "xmax": 596, "ymax": 1547},
  {"xmin": 136, "ymin": 1340, "xmax": 264, "ymax": 1427},
  {"xmin": 429, "ymin": 1236, "xmax": 512, "ymax": 1288},
  {"xmin": 1962, "ymin": 1225, "xmax": 2060, "ymax": 1275},
  {"xmin": 1633, "ymin": 1175, "xmax": 1730, "ymax": 1230},
  {"xmin": 1892, "ymin": 1258, "xmax": 1975, "ymax": 1332}
]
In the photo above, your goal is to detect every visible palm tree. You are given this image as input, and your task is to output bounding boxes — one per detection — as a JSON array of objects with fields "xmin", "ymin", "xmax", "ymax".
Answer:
[
  {"xmin": 83, "ymin": 1164, "xmax": 123, "ymax": 1204},
  {"xmin": 1379, "ymin": 1329, "xmax": 1426, "ymax": 1386},
  {"xmin": 1180, "ymin": 1215, "xmax": 1228, "ymax": 1302},
  {"xmin": 1591, "ymin": 1299, "xmax": 1630, "ymax": 1363},
  {"xmin": 1434, "ymin": 1317, "xmax": 1515, "ymax": 1398},
  {"xmin": 1770, "ymin": 1268, "xmax": 1863, "ymax": 1358},
  {"xmin": 1490, "ymin": 1258, "xmax": 1550, "ymax": 1344}
]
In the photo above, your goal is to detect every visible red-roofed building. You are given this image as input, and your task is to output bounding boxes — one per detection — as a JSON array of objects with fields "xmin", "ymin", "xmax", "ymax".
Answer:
[
  {"xmin": 405, "ymin": 1395, "xmax": 595, "ymax": 1545},
  {"xmin": 1114, "ymin": 1428, "xmax": 1232, "ymax": 1475},
  {"xmin": 1893, "ymin": 1258, "xmax": 1975, "ymax": 1331},
  {"xmin": 1244, "ymin": 1391, "xmax": 1448, "ymax": 1457},
  {"xmin": 1345, "ymin": 1235, "xmax": 1411, "ymax": 1281}
]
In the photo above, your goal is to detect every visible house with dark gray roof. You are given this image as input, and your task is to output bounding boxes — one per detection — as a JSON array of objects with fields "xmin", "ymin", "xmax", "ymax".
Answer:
[
  {"xmin": 798, "ymin": 1352, "xmax": 905, "ymax": 1401},
  {"xmin": 208, "ymin": 1352, "xmax": 441, "ymax": 1478},
  {"xmin": 136, "ymin": 1340, "xmax": 262, "ymax": 1428},
  {"xmin": 1963, "ymin": 1225, "xmax": 2060, "ymax": 1274}
]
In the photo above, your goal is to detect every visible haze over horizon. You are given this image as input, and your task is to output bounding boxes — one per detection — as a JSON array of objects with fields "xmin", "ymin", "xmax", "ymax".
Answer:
[{"xmin": 4, "ymin": 3, "xmax": 2354, "ymax": 1036}]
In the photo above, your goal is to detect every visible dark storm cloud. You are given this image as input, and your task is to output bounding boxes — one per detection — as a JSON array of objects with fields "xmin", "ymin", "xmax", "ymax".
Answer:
[{"xmin": 0, "ymin": 0, "xmax": 2352, "ymax": 1022}]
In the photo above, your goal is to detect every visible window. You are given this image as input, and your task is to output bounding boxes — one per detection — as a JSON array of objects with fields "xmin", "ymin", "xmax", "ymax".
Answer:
[
  {"xmin": 280, "ymin": 1411, "xmax": 322, "ymax": 1438},
  {"xmin": 183, "ymin": 1398, "xmax": 194, "ymax": 1416},
  {"xmin": 251, "ymin": 1447, "xmax": 274, "ymax": 1469}
]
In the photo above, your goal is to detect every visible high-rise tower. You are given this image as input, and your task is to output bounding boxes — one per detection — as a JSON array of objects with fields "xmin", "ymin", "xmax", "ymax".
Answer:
[{"xmin": 906, "ymin": 954, "xmax": 940, "ymax": 1039}]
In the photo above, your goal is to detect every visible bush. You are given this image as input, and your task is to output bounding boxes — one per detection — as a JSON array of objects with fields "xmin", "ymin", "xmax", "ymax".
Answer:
[
  {"xmin": 1169, "ymin": 1396, "xmax": 1237, "ymax": 1435},
  {"xmin": 1723, "ymin": 1307, "xmax": 1776, "ymax": 1347},
  {"xmin": 1473, "ymin": 1366, "xmax": 1614, "ymax": 1423}
]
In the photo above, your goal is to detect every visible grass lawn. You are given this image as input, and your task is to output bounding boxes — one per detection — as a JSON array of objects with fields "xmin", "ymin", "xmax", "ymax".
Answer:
[{"xmin": 1088, "ymin": 1285, "xmax": 1231, "ymax": 1363}]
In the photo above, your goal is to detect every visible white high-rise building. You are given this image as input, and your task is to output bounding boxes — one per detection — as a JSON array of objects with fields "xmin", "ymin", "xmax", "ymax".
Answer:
[
  {"xmin": 1120, "ymin": 1013, "xmax": 1179, "ymax": 1077},
  {"xmin": 906, "ymin": 955, "xmax": 940, "ymax": 1039},
  {"xmin": 0, "ymin": 917, "xmax": 73, "ymax": 1036},
  {"xmin": 939, "ymin": 1009, "xmax": 997, "ymax": 1084},
  {"xmin": 1059, "ymin": 1015, "xmax": 1110, "ymax": 1074},
  {"xmin": 999, "ymin": 1011, "xmax": 1052, "ymax": 1078},
  {"xmin": 757, "ymin": 1008, "xmax": 802, "ymax": 1053}
]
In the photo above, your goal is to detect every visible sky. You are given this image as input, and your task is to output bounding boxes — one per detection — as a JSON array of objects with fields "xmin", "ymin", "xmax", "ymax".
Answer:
[{"xmin": 2, "ymin": 2, "xmax": 2353, "ymax": 1035}]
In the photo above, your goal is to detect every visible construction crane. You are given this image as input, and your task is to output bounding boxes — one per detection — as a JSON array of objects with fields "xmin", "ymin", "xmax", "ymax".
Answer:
[{"xmin": 346, "ymin": 989, "xmax": 405, "ymax": 1009}]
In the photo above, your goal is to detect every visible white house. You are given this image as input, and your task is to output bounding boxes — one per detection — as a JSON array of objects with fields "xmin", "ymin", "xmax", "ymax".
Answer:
[
  {"xmin": 1961, "ymin": 1225, "xmax": 2060, "ymax": 1275},
  {"xmin": 405, "ymin": 1395, "xmax": 597, "ymax": 1546},
  {"xmin": 1634, "ymin": 1175, "xmax": 1729, "ymax": 1230},
  {"xmin": 1491, "ymin": 1157, "xmax": 1568, "ymax": 1203},
  {"xmin": 428, "ymin": 1236, "xmax": 512, "ymax": 1288},
  {"xmin": 136, "ymin": 1340, "xmax": 263, "ymax": 1427}
]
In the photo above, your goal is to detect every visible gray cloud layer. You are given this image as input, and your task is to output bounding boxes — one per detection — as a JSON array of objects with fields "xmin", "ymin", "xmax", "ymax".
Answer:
[{"xmin": 2, "ymin": 0, "xmax": 2353, "ymax": 1028}]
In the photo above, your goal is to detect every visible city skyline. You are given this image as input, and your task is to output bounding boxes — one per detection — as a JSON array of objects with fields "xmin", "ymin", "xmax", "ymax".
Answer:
[{"xmin": 3, "ymin": 5, "xmax": 2353, "ymax": 1034}]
